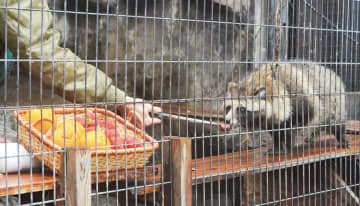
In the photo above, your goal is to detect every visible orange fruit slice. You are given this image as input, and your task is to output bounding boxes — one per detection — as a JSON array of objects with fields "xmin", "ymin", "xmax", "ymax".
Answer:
[
  {"xmin": 23, "ymin": 109, "xmax": 57, "ymax": 134},
  {"xmin": 78, "ymin": 129, "xmax": 110, "ymax": 149},
  {"xmin": 52, "ymin": 120, "xmax": 85, "ymax": 148},
  {"xmin": 32, "ymin": 118, "xmax": 54, "ymax": 135}
]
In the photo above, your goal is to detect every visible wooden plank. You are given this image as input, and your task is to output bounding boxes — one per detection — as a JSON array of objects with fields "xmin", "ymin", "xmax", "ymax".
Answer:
[
  {"xmin": 0, "ymin": 173, "xmax": 56, "ymax": 197},
  {"xmin": 163, "ymin": 137, "xmax": 172, "ymax": 206},
  {"xmin": 192, "ymin": 134, "xmax": 360, "ymax": 184},
  {"xmin": 65, "ymin": 149, "xmax": 91, "ymax": 206},
  {"xmin": 0, "ymin": 166, "xmax": 160, "ymax": 198},
  {"xmin": 171, "ymin": 138, "xmax": 192, "ymax": 206}
]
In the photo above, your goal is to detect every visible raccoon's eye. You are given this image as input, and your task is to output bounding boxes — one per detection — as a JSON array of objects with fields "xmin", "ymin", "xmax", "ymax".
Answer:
[
  {"xmin": 225, "ymin": 106, "xmax": 232, "ymax": 114},
  {"xmin": 254, "ymin": 88, "xmax": 266, "ymax": 98}
]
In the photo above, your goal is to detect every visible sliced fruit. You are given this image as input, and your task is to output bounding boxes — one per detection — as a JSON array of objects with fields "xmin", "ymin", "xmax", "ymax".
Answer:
[
  {"xmin": 136, "ymin": 134, "xmax": 143, "ymax": 139},
  {"xmin": 23, "ymin": 109, "xmax": 57, "ymax": 134},
  {"xmin": 23, "ymin": 108, "xmax": 53, "ymax": 123},
  {"xmin": 76, "ymin": 117, "xmax": 93, "ymax": 127},
  {"xmin": 110, "ymin": 136, "xmax": 125, "ymax": 149},
  {"xmin": 105, "ymin": 129, "xmax": 119, "ymax": 138},
  {"xmin": 78, "ymin": 129, "xmax": 110, "ymax": 148},
  {"xmin": 126, "ymin": 137, "xmax": 143, "ymax": 148},
  {"xmin": 52, "ymin": 120, "xmax": 85, "ymax": 148},
  {"xmin": 32, "ymin": 118, "xmax": 54, "ymax": 135},
  {"xmin": 96, "ymin": 120, "xmax": 116, "ymax": 130},
  {"xmin": 86, "ymin": 126, "xmax": 97, "ymax": 132},
  {"xmin": 106, "ymin": 129, "xmax": 124, "ymax": 149},
  {"xmin": 85, "ymin": 110, "xmax": 96, "ymax": 120}
]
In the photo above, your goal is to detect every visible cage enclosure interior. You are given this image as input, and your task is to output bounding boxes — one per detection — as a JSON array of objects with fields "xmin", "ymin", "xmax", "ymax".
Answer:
[{"xmin": 0, "ymin": 0, "xmax": 360, "ymax": 205}]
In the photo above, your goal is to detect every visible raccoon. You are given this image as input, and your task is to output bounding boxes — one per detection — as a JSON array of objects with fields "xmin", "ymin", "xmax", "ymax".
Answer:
[{"xmin": 223, "ymin": 63, "xmax": 349, "ymax": 153}]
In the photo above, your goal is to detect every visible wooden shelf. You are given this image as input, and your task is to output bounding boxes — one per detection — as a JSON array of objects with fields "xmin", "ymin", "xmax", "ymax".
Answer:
[
  {"xmin": 1, "ymin": 121, "xmax": 359, "ymax": 197},
  {"xmin": 192, "ymin": 134, "xmax": 360, "ymax": 184},
  {"xmin": 0, "ymin": 173, "xmax": 56, "ymax": 197}
]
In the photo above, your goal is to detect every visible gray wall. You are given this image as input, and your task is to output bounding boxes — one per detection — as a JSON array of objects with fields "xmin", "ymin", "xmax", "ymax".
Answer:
[{"xmin": 288, "ymin": 0, "xmax": 360, "ymax": 119}]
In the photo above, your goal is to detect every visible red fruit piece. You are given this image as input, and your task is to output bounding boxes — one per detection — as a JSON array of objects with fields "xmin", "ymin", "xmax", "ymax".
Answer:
[
  {"xmin": 86, "ymin": 126, "xmax": 97, "ymax": 132},
  {"xmin": 105, "ymin": 129, "xmax": 119, "ymax": 138},
  {"xmin": 76, "ymin": 117, "xmax": 93, "ymax": 127},
  {"xmin": 106, "ymin": 129, "xmax": 125, "ymax": 149},
  {"xmin": 96, "ymin": 120, "xmax": 116, "ymax": 130},
  {"xmin": 126, "ymin": 137, "xmax": 143, "ymax": 148},
  {"xmin": 76, "ymin": 117, "xmax": 86, "ymax": 127},
  {"xmin": 85, "ymin": 111, "xmax": 96, "ymax": 120}
]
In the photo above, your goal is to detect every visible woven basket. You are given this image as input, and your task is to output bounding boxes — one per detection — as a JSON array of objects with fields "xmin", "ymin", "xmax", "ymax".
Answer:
[{"xmin": 13, "ymin": 108, "xmax": 159, "ymax": 174}]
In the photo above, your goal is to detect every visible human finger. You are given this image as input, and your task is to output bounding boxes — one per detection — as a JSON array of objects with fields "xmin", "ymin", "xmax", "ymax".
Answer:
[
  {"xmin": 143, "ymin": 117, "xmax": 162, "ymax": 127},
  {"xmin": 152, "ymin": 106, "xmax": 162, "ymax": 114},
  {"xmin": 126, "ymin": 111, "xmax": 144, "ymax": 129}
]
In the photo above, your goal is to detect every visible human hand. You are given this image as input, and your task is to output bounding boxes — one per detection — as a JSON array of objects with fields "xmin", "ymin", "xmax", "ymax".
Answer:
[{"xmin": 118, "ymin": 98, "xmax": 162, "ymax": 129}]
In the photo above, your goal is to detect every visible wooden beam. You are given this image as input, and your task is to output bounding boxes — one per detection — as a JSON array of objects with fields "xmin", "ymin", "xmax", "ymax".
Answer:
[
  {"xmin": 192, "ymin": 134, "xmax": 360, "ymax": 184},
  {"xmin": 65, "ymin": 149, "xmax": 91, "ymax": 206},
  {"xmin": 171, "ymin": 138, "xmax": 192, "ymax": 206},
  {"xmin": 163, "ymin": 137, "xmax": 172, "ymax": 206}
]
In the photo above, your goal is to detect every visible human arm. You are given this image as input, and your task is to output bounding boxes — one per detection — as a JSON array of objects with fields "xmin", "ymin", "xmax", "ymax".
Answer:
[{"xmin": 0, "ymin": 0, "xmax": 161, "ymax": 128}]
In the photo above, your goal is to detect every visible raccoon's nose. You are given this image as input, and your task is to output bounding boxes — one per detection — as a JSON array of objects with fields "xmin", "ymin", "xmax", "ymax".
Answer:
[{"xmin": 225, "ymin": 119, "xmax": 231, "ymax": 124}]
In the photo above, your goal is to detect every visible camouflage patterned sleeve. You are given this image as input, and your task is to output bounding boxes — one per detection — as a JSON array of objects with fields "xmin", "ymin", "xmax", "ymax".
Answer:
[{"xmin": 0, "ymin": 0, "xmax": 128, "ymax": 105}]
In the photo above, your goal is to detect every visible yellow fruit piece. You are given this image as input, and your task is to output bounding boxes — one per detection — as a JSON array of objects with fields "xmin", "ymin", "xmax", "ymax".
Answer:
[
  {"xmin": 23, "ymin": 109, "xmax": 57, "ymax": 134},
  {"xmin": 52, "ymin": 120, "xmax": 85, "ymax": 148},
  {"xmin": 78, "ymin": 130, "xmax": 110, "ymax": 149}
]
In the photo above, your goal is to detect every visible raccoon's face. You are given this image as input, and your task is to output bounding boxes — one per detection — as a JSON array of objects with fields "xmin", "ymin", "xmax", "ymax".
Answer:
[{"xmin": 224, "ymin": 66, "xmax": 292, "ymax": 129}]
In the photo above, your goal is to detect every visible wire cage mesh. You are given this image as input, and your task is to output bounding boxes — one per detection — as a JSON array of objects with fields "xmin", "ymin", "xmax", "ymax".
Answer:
[{"xmin": 0, "ymin": 0, "xmax": 360, "ymax": 205}]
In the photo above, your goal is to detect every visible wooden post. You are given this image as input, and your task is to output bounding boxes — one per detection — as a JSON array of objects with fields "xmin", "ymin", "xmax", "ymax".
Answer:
[
  {"xmin": 65, "ymin": 149, "xmax": 92, "ymax": 206},
  {"xmin": 163, "ymin": 137, "xmax": 172, "ymax": 206},
  {"xmin": 171, "ymin": 137, "xmax": 192, "ymax": 206}
]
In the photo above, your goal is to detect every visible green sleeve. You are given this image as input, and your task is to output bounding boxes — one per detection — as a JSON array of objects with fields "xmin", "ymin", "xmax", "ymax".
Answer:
[{"xmin": 0, "ymin": 0, "xmax": 127, "ymax": 105}]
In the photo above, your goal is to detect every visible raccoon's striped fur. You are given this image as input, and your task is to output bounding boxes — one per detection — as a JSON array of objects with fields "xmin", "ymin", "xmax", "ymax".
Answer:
[{"xmin": 224, "ymin": 63, "xmax": 349, "ymax": 153}]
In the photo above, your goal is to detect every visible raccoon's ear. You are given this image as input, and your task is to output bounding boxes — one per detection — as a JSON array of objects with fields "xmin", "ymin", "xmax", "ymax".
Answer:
[{"xmin": 227, "ymin": 82, "xmax": 239, "ymax": 94}]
